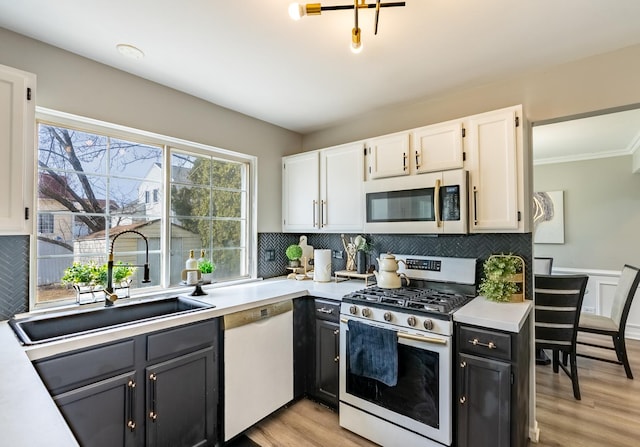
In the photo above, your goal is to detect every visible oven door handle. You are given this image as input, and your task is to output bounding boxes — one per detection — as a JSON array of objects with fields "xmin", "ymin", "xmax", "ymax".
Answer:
[
  {"xmin": 341, "ymin": 318, "xmax": 448, "ymax": 346},
  {"xmin": 398, "ymin": 331, "xmax": 448, "ymax": 346}
]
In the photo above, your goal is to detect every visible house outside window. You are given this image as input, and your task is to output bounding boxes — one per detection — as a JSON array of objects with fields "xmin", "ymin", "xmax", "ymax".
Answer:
[
  {"xmin": 37, "ymin": 213, "xmax": 54, "ymax": 234},
  {"xmin": 35, "ymin": 110, "xmax": 255, "ymax": 306}
]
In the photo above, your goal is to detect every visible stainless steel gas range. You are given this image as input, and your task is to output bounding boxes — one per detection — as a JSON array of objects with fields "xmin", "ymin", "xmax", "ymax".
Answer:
[{"xmin": 339, "ymin": 255, "xmax": 477, "ymax": 447}]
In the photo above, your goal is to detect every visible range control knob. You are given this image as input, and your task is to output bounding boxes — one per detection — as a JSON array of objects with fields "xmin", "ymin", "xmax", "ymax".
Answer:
[
  {"xmin": 423, "ymin": 319, "xmax": 434, "ymax": 331},
  {"xmin": 407, "ymin": 316, "xmax": 417, "ymax": 327},
  {"xmin": 362, "ymin": 308, "xmax": 372, "ymax": 318},
  {"xmin": 349, "ymin": 305, "xmax": 358, "ymax": 315},
  {"xmin": 383, "ymin": 312, "xmax": 392, "ymax": 322}
]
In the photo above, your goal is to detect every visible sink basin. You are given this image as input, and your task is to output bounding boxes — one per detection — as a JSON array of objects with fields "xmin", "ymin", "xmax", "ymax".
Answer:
[{"xmin": 9, "ymin": 296, "xmax": 214, "ymax": 345}]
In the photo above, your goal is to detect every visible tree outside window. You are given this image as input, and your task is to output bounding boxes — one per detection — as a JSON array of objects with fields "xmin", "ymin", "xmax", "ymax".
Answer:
[{"xmin": 35, "ymin": 120, "xmax": 250, "ymax": 304}]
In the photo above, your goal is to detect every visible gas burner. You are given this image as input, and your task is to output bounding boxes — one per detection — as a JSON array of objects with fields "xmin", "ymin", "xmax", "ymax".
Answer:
[{"xmin": 344, "ymin": 285, "xmax": 472, "ymax": 317}]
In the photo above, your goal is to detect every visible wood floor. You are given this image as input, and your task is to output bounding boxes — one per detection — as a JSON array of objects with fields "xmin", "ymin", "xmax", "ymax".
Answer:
[{"xmin": 246, "ymin": 333, "xmax": 640, "ymax": 447}]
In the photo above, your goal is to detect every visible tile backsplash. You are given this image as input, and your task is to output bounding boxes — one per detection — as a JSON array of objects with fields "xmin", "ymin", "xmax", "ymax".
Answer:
[
  {"xmin": 258, "ymin": 232, "xmax": 533, "ymax": 294},
  {"xmin": 0, "ymin": 232, "xmax": 532, "ymax": 320},
  {"xmin": 0, "ymin": 236, "xmax": 29, "ymax": 320}
]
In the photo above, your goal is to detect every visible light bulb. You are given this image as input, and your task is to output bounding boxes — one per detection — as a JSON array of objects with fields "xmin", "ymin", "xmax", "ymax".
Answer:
[
  {"xmin": 289, "ymin": 3, "xmax": 303, "ymax": 20},
  {"xmin": 351, "ymin": 27, "xmax": 363, "ymax": 54}
]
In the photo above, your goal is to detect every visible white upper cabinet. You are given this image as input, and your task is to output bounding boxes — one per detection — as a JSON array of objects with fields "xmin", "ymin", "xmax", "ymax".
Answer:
[
  {"xmin": 366, "ymin": 132, "xmax": 410, "ymax": 179},
  {"xmin": 282, "ymin": 151, "xmax": 320, "ymax": 232},
  {"xmin": 465, "ymin": 105, "xmax": 529, "ymax": 233},
  {"xmin": 0, "ymin": 64, "xmax": 36, "ymax": 235},
  {"xmin": 283, "ymin": 142, "xmax": 364, "ymax": 232},
  {"xmin": 412, "ymin": 120, "xmax": 464, "ymax": 174}
]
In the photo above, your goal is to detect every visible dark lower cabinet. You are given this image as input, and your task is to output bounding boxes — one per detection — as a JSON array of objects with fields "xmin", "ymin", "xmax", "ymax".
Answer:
[
  {"xmin": 315, "ymin": 318, "xmax": 339, "ymax": 405},
  {"xmin": 54, "ymin": 372, "xmax": 137, "ymax": 447},
  {"xmin": 146, "ymin": 347, "xmax": 215, "ymax": 447},
  {"xmin": 457, "ymin": 354, "xmax": 511, "ymax": 447},
  {"xmin": 34, "ymin": 318, "xmax": 219, "ymax": 447},
  {"xmin": 311, "ymin": 298, "xmax": 340, "ymax": 407},
  {"xmin": 455, "ymin": 316, "xmax": 530, "ymax": 447}
]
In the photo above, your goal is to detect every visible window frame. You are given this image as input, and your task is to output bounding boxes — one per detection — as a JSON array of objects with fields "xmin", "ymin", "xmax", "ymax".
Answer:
[{"xmin": 31, "ymin": 107, "xmax": 258, "ymax": 310}]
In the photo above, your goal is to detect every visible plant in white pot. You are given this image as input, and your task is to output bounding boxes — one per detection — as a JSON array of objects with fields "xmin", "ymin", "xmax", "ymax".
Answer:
[
  {"xmin": 198, "ymin": 259, "xmax": 216, "ymax": 283},
  {"xmin": 285, "ymin": 244, "xmax": 303, "ymax": 268}
]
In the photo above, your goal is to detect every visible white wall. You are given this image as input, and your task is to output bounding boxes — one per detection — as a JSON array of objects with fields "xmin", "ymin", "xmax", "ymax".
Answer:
[
  {"xmin": 0, "ymin": 27, "xmax": 301, "ymax": 233},
  {"xmin": 301, "ymin": 44, "xmax": 640, "ymax": 151}
]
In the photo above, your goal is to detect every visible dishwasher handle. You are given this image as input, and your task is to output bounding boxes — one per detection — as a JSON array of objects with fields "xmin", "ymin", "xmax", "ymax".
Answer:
[{"xmin": 223, "ymin": 300, "xmax": 293, "ymax": 330}]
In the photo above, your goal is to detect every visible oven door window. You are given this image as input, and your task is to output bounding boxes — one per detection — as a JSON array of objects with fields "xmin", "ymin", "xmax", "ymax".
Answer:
[
  {"xmin": 346, "ymin": 334, "xmax": 440, "ymax": 429},
  {"xmin": 366, "ymin": 188, "xmax": 435, "ymax": 223}
]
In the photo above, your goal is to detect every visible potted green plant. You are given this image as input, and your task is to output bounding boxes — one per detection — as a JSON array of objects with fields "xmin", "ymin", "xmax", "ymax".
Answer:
[
  {"xmin": 285, "ymin": 244, "xmax": 303, "ymax": 267},
  {"xmin": 198, "ymin": 259, "xmax": 216, "ymax": 283},
  {"xmin": 479, "ymin": 254, "xmax": 525, "ymax": 302},
  {"xmin": 61, "ymin": 261, "xmax": 102, "ymax": 287}
]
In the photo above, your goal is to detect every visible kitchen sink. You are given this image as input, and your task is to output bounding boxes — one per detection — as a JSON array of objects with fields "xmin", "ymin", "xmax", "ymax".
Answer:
[{"xmin": 9, "ymin": 296, "xmax": 214, "ymax": 345}]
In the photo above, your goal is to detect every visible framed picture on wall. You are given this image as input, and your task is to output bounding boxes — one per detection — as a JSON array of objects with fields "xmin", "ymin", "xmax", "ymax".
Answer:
[{"xmin": 533, "ymin": 190, "xmax": 565, "ymax": 244}]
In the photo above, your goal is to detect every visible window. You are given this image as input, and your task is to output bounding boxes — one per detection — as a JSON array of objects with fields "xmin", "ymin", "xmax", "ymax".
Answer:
[
  {"xmin": 35, "ymin": 110, "xmax": 254, "ymax": 306},
  {"xmin": 37, "ymin": 213, "xmax": 55, "ymax": 234}
]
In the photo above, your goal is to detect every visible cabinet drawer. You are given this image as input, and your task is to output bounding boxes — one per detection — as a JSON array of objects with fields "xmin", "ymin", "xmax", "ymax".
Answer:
[
  {"xmin": 35, "ymin": 339, "xmax": 135, "ymax": 393},
  {"xmin": 314, "ymin": 299, "xmax": 340, "ymax": 322},
  {"xmin": 458, "ymin": 326, "xmax": 511, "ymax": 361},
  {"xmin": 147, "ymin": 318, "xmax": 218, "ymax": 361}
]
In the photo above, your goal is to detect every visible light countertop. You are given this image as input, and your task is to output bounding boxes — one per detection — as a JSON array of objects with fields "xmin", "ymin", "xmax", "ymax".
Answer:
[
  {"xmin": 0, "ymin": 277, "xmax": 367, "ymax": 447},
  {"xmin": 454, "ymin": 295, "xmax": 533, "ymax": 333}
]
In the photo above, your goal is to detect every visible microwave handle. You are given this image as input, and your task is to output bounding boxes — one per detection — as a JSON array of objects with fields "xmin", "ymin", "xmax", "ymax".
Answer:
[{"xmin": 434, "ymin": 178, "xmax": 442, "ymax": 227}]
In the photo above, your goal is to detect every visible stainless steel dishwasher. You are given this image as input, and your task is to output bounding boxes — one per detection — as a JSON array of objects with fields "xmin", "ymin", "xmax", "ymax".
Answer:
[{"xmin": 223, "ymin": 299, "xmax": 294, "ymax": 441}]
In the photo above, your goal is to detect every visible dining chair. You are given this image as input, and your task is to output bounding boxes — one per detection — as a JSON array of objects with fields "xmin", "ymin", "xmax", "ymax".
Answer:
[
  {"xmin": 535, "ymin": 274, "xmax": 589, "ymax": 400},
  {"xmin": 576, "ymin": 264, "xmax": 640, "ymax": 379},
  {"xmin": 533, "ymin": 257, "xmax": 554, "ymax": 365}
]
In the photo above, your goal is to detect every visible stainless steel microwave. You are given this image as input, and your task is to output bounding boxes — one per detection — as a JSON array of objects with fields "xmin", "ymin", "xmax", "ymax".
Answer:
[{"xmin": 363, "ymin": 169, "xmax": 468, "ymax": 234}]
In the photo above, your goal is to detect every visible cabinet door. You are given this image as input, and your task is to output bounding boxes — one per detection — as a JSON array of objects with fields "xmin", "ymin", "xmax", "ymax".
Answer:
[
  {"xmin": 466, "ymin": 107, "xmax": 520, "ymax": 232},
  {"xmin": 146, "ymin": 347, "xmax": 216, "ymax": 447},
  {"xmin": 54, "ymin": 372, "xmax": 137, "ymax": 447},
  {"xmin": 0, "ymin": 64, "xmax": 35, "ymax": 234},
  {"xmin": 412, "ymin": 121, "xmax": 464, "ymax": 173},
  {"xmin": 367, "ymin": 132, "xmax": 411, "ymax": 179},
  {"xmin": 315, "ymin": 319, "xmax": 339, "ymax": 406},
  {"xmin": 282, "ymin": 151, "xmax": 320, "ymax": 231},
  {"xmin": 457, "ymin": 353, "xmax": 511, "ymax": 447},
  {"xmin": 320, "ymin": 143, "xmax": 364, "ymax": 231}
]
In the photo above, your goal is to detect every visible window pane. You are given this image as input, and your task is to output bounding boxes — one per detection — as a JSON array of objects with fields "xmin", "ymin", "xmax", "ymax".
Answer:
[
  {"xmin": 212, "ymin": 159, "xmax": 243, "ymax": 190},
  {"xmin": 109, "ymin": 138, "xmax": 162, "ymax": 180},
  {"xmin": 171, "ymin": 153, "xmax": 210, "ymax": 186},
  {"xmin": 170, "ymin": 185, "xmax": 211, "ymax": 219},
  {"xmin": 213, "ymin": 190, "xmax": 243, "ymax": 218},
  {"xmin": 38, "ymin": 125, "xmax": 108, "ymax": 175}
]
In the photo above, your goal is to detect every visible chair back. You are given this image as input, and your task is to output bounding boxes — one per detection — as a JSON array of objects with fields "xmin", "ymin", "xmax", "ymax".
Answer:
[
  {"xmin": 533, "ymin": 257, "xmax": 553, "ymax": 275},
  {"xmin": 535, "ymin": 274, "xmax": 589, "ymax": 351},
  {"xmin": 610, "ymin": 265, "xmax": 640, "ymax": 329}
]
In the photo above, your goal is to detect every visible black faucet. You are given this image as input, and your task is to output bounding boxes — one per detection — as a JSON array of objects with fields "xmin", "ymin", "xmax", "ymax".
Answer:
[{"xmin": 105, "ymin": 230, "xmax": 151, "ymax": 306}]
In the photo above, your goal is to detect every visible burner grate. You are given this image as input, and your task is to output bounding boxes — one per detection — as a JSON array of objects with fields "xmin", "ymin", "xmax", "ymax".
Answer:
[{"xmin": 344, "ymin": 285, "xmax": 471, "ymax": 315}]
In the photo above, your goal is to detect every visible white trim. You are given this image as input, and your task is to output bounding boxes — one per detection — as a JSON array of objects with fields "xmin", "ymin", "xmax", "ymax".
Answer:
[{"xmin": 533, "ymin": 149, "xmax": 632, "ymax": 166}]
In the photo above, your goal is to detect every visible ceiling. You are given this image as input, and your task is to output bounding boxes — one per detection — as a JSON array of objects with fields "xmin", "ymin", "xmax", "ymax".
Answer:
[
  {"xmin": 1, "ymin": 0, "xmax": 640, "ymax": 139},
  {"xmin": 533, "ymin": 107, "xmax": 640, "ymax": 164}
]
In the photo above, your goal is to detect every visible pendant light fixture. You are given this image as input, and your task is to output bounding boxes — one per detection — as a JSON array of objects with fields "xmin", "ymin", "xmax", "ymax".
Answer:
[{"xmin": 288, "ymin": 1, "xmax": 406, "ymax": 53}]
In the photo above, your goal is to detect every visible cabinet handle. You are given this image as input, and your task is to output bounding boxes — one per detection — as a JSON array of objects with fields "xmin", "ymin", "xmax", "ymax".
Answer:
[
  {"xmin": 317, "ymin": 307, "xmax": 334, "ymax": 314},
  {"xmin": 473, "ymin": 186, "xmax": 478, "ymax": 225},
  {"xmin": 321, "ymin": 199, "xmax": 327, "ymax": 227},
  {"xmin": 313, "ymin": 200, "xmax": 318, "ymax": 228},
  {"xmin": 469, "ymin": 338, "xmax": 497, "ymax": 349},
  {"xmin": 402, "ymin": 152, "xmax": 408, "ymax": 171},
  {"xmin": 460, "ymin": 360, "xmax": 467, "ymax": 405},
  {"xmin": 415, "ymin": 151, "xmax": 420, "ymax": 170},
  {"xmin": 149, "ymin": 373, "xmax": 157, "ymax": 422},
  {"xmin": 127, "ymin": 380, "xmax": 136, "ymax": 431}
]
